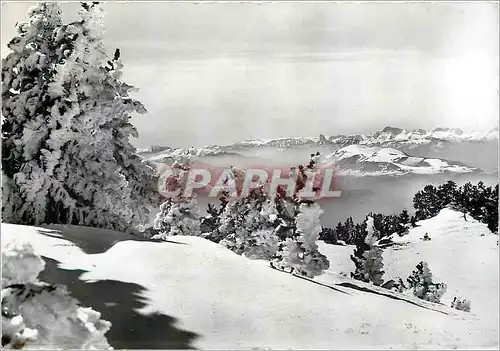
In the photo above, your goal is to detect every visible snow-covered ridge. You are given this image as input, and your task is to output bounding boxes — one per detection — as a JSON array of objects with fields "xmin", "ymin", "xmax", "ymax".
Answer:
[
  {"xmin": 323, "ymin": 145, "xmax": 480, "ymax": 176},
  {"xmin": 137, "ymin": 126, "xmax": 498, "ymax": 160},
  {"xmin": 226, "ymin": 126, "xmax": 499, "ymax": 150},
  {"xmin": 136, "ymin": 145, "xmax": 173, "ymax": 154},
  {"xmin": 229, "ymin": 136, "xmax": 319, "ymax": 149},
  {"xmin": 139, "ymin": 145, "xmax": 242, "ymax": 163},
  {"xmin": 360, "ymin": 126, "xmax": 499, "ymax": 147}
]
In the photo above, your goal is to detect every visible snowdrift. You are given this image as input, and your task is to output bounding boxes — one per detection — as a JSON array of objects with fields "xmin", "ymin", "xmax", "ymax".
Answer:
[{"xmin": 1, "ymin": 213, "xmax": 497, "ymax": 349}]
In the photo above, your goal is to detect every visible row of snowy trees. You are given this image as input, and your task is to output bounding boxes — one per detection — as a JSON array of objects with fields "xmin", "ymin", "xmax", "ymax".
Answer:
[
  {"xmin": 151, "ymin": 152, "xmax": 330, "ymax": 278},
  {"xmin": 321, "ymin": 180, "xmax": 498, "ymax": 248},
  {"xmin": 2, "ymin": 241, "xmax": 111, "ymax": 349},
  {"xmin": 413, "ymin": 180, "xmax": 498, "ymax": 232},
  {"xmin": 318, "ymin": 179, "xmax": 496, "ymax": 304},
  {"xmin": 2, "ymin": 2, "xmax": 159, "ymax": 232},
  {"xmin": 320, "ymin": 209, "xmax": 416, "ymax": 245}
]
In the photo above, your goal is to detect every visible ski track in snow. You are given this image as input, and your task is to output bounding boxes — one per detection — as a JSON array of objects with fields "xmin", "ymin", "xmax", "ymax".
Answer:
[{"xmin": 1, "ymin": 209, "xmax": 498, "ymax": 349}]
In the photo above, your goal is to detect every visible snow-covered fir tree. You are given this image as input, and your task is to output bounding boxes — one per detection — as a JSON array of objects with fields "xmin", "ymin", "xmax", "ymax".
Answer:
[
  {"xmin": 2, "ymin": 2, "xmax": 157, "ymax": 232},
  {"xmin": 406, "ymin": 261, "xmax": 447, "ymax": 303},
  {"xmin": 271, "ymin": 202, "xmax": 330, "ymax": 278},
  {"xmin": 350, "ymin": 216, "xmax": 385, "ymax": 286},
  {"xmin": 218, "ymin": 185, "xmax": 280, "ymax": 260},
  {"xmin": 270, "ymin": 153, "xmax": 330, "ymax": 278},
  {"xmin": 1, "ymin": 241, "xmax": 111, "ymax": 349},
  {"xmin": 2, "ymin": 2, "xmax": 67, "ymax": 224},
  {"xmin": 153, "ymin": 153, "xmax": 202, "ymax": 238}
]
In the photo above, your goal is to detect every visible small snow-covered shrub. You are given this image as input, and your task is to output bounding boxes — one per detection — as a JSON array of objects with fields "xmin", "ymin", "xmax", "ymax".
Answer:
[
  {"xmin": 407, "ymin": 261, "xmax": 447, "ymax": 303},
  {"xmin": 390, "ymin": 277, "xmax": 408, "ymax": 293},
  {"xmin": 451, "ymin": 297, "xmax": 471, "ymax": 312},
  {"xmin": 1, "ymin": 242, "xmax": 111, "ymax": 349},
  {"xmin": 421, "ymin": 233, "xmax": 431, "ymax": 241}
]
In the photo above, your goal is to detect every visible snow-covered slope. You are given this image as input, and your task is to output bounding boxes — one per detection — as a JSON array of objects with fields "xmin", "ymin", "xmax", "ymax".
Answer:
[
  {"xmin": 316, "ymin": 208, "xmax": 498, "ymax": 328},
  {"xmin": 383, "ymin": 209, "xmax": 499, "ymax": 322},
  {"xmin": 1, "ymin": 221, "xmax": 497, "ymax": 349},
  {"xmin": 324, "ymin": 145, "xmax": 479, "ymax": 176}
]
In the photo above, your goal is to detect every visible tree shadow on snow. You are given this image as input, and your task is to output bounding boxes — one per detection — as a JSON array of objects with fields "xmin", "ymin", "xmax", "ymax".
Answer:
[
  {"xmin": 36, "ymin": 224, "xmax": 185, "ymax": 255},
  {"xmin": 39, "ymin": 257, "xmax": 199, "ymax": 349}
]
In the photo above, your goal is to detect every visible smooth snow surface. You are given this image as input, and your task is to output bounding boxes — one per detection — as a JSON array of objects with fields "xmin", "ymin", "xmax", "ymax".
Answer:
[{"xmin": 1, "ymin": 214, "xmax": 498, "ymax": 349}]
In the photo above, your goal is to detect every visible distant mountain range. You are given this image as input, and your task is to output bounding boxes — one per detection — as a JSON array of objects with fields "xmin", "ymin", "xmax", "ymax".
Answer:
[
  {"xmin": 226, "ymin": 126, "xmax": 498, "ymax": 150},
  {"xmin": 138, "ymin": 126, "xmax": 498, "ymax": 155}
]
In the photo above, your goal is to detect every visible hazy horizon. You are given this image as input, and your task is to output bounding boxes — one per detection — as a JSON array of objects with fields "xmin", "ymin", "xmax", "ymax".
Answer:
[{"xmin": 2, "ymin": 2, "xmax": 499, "ymax": 148}]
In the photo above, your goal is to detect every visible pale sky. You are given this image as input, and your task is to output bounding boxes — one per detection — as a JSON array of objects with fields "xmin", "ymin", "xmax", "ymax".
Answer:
[{"xmin": 2, "ymin": 1, "xmax": 499, "ymax": 148}]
